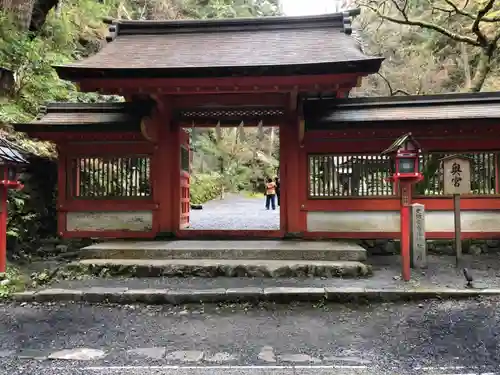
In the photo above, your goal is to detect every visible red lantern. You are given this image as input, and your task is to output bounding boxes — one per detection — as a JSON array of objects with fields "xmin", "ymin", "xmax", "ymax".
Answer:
[
  {"xmin": 0, "ymin": 137, "xmax": 28, "ymax": 275},
  {"xmin": 382, "ymin": 133, "xmax": 423, "ymax": 183}
]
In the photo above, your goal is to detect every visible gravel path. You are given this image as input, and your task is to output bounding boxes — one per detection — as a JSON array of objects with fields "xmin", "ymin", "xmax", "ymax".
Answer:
[
  {"xmin": 188, "ymin": 194, "xmax": 280, "ymax": 230},
  {"xmin": 1, "ymin": 299, "xmax": 500, "ymax": 374}
]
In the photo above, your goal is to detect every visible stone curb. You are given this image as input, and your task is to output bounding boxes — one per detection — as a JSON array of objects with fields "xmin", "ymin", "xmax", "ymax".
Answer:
[{"xmin": 11, "ymin": 287, "xmax": 500, "ymax": 305}]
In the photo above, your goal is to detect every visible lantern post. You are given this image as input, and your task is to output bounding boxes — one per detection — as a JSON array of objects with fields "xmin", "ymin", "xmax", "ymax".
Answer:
[
  {"xmin": 0, "ymin": 136, "xmax": 28, "ymax": 276},
  {"xmin": 382, "ymin": 133, "xmax": 423, "ymax": 282}
]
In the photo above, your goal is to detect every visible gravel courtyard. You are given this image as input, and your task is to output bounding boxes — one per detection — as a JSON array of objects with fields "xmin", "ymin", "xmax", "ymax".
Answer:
[{"xmin": 187, "ymin": 194, "xmax": 280, "ymax": 230}]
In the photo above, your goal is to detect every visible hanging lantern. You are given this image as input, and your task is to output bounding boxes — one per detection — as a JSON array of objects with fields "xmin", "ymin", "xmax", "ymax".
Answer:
[
  {"xmin": 238, "ymin": 121, "xmax": 246, "ymax": 143},
  {"xmin": 257, "ymin": 120, "xmax": 264, "ymax": 141},
  {"xmin": 0, "ymin": 136, "xmax": 28, "ymax": 275},
  {"xmin": 215, "ymin": 121, "xmax": 222, "ymax": 142},
  {"xmin": 190, "ymin": 121, "xmax": 197, "ymax": 143}
]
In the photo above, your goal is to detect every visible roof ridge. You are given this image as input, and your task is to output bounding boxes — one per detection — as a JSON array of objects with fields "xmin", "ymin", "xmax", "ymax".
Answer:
[
  {"xmin": 41, "ymin": 101, "xmax": 154, "ymax": 113},
  {"xmin": 104, "ymin": 10, "xmax": 359, "ymax": 42},
  {"xmin": 331, "ymin": 92, "xmax": 500, "ymax": 108}
]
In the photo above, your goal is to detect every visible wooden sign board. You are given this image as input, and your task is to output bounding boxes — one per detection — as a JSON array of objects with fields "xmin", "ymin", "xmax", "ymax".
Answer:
[{"xmin": 442, "ymin": 156, "xmax": 471, "ymax": 195}]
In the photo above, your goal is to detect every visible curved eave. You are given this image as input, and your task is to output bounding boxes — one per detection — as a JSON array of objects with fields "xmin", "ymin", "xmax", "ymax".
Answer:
[
  {"xmin": 54, "ymin": 59, "xmax": 384, "ymax": 82},
  {"xmin": 14, "ymin": 122, "xmax": 142, "ymax": 134}
]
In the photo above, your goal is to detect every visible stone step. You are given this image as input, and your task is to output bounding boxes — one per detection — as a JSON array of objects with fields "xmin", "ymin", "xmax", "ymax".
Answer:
[
  {"xmin": 80, "ymin": 240, "xmax": 367, "ymax": 262},
  {"xmin": 69, "ymin": 259, "xmax": 372, "ymax": 278}
]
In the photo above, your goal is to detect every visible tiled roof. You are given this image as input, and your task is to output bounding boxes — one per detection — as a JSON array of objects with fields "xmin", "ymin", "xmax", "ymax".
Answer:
[
  {"xmin": 304, "ymin": 92, "xmax": 500, "ymax": 127},
  {"xmin": 54, "ymin": 10, "xmax": 383, "ymax": 80},
  {"xmin": 0, "ymin": 137, "xmax": 28, "ymax": 165},
  {"xmin": 14, "ymin": 102, "xmax": 154, "ymax": 132}
]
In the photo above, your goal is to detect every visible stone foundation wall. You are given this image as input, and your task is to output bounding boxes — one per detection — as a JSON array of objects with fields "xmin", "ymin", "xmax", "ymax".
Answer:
[{"xmin": 360, "ymin": 239, "xmax": 500, "ymax": 256}]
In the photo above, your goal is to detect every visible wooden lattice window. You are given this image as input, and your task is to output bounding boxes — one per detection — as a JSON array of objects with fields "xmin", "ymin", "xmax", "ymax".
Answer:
[
  {"xmin": 415, "ymin": 152, "xmax": 498, "ymax": 196},
  {"xmin": 308, "ymin": 154, "xmax": 394, "ymax": 198},
  {"xmin": 71, "ymin": 156, "xmax": 152, "ymax": 199}
]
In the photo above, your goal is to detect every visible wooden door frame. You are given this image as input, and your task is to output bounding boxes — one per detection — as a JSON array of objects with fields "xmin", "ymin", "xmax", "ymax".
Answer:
[{"xmin": 174, "ymin": 122, "xmax": 287, "ymax": 239}]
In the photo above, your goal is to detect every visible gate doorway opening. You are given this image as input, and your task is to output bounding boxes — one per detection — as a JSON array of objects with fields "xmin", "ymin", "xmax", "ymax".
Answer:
[{"xmin": 180, "ymin": 125, "xmax": 280, "ymax": 231}]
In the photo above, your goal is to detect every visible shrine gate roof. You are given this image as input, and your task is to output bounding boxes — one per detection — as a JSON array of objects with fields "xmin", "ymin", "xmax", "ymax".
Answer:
[
  {"xmin": 304, "ymin": 92, "xmax": 500, "ymax": 128},
  {"xmin": 14, "ymin": 101, "xmax": 154, "ymax": 133},
  {"xmin": 54, "ymin": 10, "xmax": 383, "ymax": 81}
]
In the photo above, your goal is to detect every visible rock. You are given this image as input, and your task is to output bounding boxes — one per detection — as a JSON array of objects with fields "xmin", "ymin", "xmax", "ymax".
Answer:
[
  {"xmin": 165, "ymin": 350, "xmax": 204, "ymax": 362},
  {"xmin": 383, "ymin": 241, "xmax": 397, "ymax": 254},
  {"xmin": 205, "ymin": 352, "xmax": 238, "ymax": 362},
  {"xmin": 364, "ymin": 240, "xmax": 376, "ymax": 248},
  {"xmin": 127, "ymin": 347, "xmax": 166, "ymax": 360},
  {"xmin": 486, "ymin": 240, "xmax": 500, "ymax": 248},
  {"xmin": 433, "ymin": 244, "xmax": 454, "ymax": 255},
  {"xmin": 279, "ymin": 354, "xmax": 320, "ymax": 363},
  {"xmin": 258, "ymin": 346, "xmax": 276, "ymax": 363},
  {"xmin": 469, "ymin": 244, "xmax": 482, "ymax": 256},
  {"xmin": 0, "ymin": 350, "xmax": 14, "ymax": 358},
  {"xmin": 0, "ymin": 279, "xmax": 10, "ymax": 286},
  {"xmin": 48, "ymin": 348, "xmax": 106, "ymax": 361},
  {"xmin": 55, "ymin": 244, "xmax": 69, "ymax": 253},
  {"xmin": 481, "ymin": 243, "xmax": 490, "ymax": 254}
]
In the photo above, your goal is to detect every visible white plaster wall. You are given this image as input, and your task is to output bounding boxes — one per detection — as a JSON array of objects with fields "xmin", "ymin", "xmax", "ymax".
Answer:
[
  {"xmin": 307, "ymin": 211, "xmax": 400, "ymax": 232},
  {"xmin": 66, "ymin": 211, "xmax": 153, "ymax": 232},
  {"xmin": 307, "ymin": 211, "xmax": 500, "ymax": 233}
]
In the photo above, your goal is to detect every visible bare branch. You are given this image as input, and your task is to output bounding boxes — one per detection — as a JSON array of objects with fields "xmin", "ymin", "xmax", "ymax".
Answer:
[
  {"xmin": 376, "ymin": 72, "xmax": 411, "ymax": 96},
  {"xmin": 471, "ymin": 0, "xmax": 496, "ymax": 46},
  {"xmin": 442, "ymin": 0, "xmax": 474, "ymax": 18},
  {"xmin": 393, "ymin": 89, "xmax": 412, "ymax": 96},
  {"xmin": 441, "ymin": 0, "xmax": 500, "ymax": 22},
  {"xmin": 361, "ymin": 1, "xmax": 481, "ymax": 46}
]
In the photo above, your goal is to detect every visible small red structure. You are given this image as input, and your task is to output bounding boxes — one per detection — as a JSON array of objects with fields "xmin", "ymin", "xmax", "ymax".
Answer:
[
  {"xmin": 0, "ymin": 137, "xmax": 28, "ymax": 274},
  {"xmin": 382, "ymin": 134, "xmax": 423, "ymax": 281}
]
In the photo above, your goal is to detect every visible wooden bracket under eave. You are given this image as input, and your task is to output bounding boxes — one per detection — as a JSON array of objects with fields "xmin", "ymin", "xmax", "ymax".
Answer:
[
  {"xmin": 140, "ymin": 118, "xmax": 158, "ymax": 142},
  {"xmin": 299, "ymin": 118, "xmax": 305, "ymax": 148}
]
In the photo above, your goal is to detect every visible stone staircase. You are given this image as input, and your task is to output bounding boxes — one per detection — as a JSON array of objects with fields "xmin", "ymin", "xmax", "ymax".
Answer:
[{"xmin": 70, "ymin": 240, "xmax": 372, "ymax": 278}]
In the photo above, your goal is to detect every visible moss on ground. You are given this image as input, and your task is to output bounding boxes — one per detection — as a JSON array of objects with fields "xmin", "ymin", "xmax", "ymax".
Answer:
[{"xmin": 0, "ymin": 264, "xmax": 30, "ymax": 299}]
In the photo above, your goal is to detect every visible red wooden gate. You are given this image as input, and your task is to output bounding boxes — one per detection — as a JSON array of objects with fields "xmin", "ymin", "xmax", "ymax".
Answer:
[{"xmin": 180, "ymin": 129, "xmax": 191, "ymax": 228}]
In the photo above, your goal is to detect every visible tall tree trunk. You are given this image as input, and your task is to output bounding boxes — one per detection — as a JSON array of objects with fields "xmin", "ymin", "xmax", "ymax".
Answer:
[
  {"xmin": 1, "ymin": 0, "xmax": 35, "ymax": 30},
  {"xmin": 468, "ymin": 51, "xmax": 492, "ymax": 93}
]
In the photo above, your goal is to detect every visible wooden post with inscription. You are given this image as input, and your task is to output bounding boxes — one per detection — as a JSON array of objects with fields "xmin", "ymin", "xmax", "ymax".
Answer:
[
  {"xmin": 441, "ymin": 155, "xmax": 472, "ymax": 267},
  {"xmin": 410, "ymin": 203, "xmax": 426, "ymax": 269}
]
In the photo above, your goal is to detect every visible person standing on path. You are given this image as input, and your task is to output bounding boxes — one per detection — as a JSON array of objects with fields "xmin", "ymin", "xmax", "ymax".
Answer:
[
  {"xmin": 275, "ymin": 176, "xmax": 280, "ymax": 206},
  {"xmin": 265, "ymin": 177, "xmax": 277, "ymax": 210}
]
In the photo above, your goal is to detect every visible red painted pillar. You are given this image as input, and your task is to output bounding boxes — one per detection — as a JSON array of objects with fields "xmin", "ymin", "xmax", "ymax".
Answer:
[
  {"xmin": 0, "ymin": 185, "xmax": 7, "ymax": 274},
  {"xmin": 281, "ymin": 115, "xmax": 306, "ymax": 235},
  {"xmin": 153, "ymin": 100, "xmax": 174, "ymax": 236},
  {"xmin": 400, "ymin": 182, "xmax": 411, "ymax": 281}
]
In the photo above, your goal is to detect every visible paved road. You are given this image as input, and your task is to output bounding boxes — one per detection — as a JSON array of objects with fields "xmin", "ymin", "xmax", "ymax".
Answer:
[
  {"xmin": 1, "ymin": 298, "xmax": 500, "ymax": 374},
  {"xmin": 188, "ymin": 194, "xmax": 280, "ymax": 230}
]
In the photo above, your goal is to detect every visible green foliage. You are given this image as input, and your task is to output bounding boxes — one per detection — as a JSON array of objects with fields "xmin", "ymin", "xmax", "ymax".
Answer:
[
  {"xmin": 191, "ymin": 126, "xmax": 279, "ymax": 199},
  {"xmin": 0, "ymin": 0, "xmax": 125, "ymax": 131},
  {"xmin": 353, "ymin": 0, "xmax": 500, "ymax": 95},
  {"xmin": 178, "ymin": 0, "xmax": 281, "ymax": 18},
  {"xmin": 0, "ymin": 265, "xmax": 28, "ymax": 299},
  {"xmin": 190, "ymin": 173, "xmax": 222, "ymax": 204}
]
